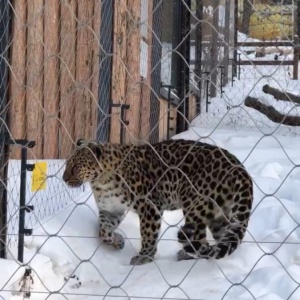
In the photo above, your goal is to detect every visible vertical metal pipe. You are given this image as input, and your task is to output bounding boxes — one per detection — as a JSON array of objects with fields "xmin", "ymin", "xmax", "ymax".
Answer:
[
  {"xmin": 233, "ymin": 0, "xmax": 238, "ymax": 78},
  {"xmin": 195, "ymin": 0, "xmax": 203, "ymax": 115},
  {"xmin": 18, "ymin": 147, "xmax": 27, "ymax": 263},
  {"xmin": 175, "ymin": 0, "xmax": 191, "ymax": 134},
  {"xmin": 167, "ymin": 86, "xmax": 171, "ymax": 140}
]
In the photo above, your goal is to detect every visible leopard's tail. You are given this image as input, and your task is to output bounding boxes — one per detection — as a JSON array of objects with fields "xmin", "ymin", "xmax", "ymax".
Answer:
[
  {"xmin": 207, "ymin": 175, "xmax": 253, "ymax": 259},
  {"xmin": 209, "ymin": 220, "xmax": 248, "ymax": 259}
]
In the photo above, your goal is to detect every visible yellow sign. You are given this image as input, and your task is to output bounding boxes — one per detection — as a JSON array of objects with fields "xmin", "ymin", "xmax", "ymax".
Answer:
[{"xmin": 31, "ymin": 162, "xmax": 47, "ymax": 192}]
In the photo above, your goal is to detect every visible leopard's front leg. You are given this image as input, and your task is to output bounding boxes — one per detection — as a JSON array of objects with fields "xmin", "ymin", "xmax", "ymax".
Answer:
[
  {"xmin": 99, "ymin": 210, "xmax": 125, "ymax": 249},
  {"xmin": 130, "ymin": 203, "xmax": 162, "ymax": 265}
]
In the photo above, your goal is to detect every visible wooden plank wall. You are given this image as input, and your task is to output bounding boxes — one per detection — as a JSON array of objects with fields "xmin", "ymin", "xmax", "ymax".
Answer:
[
  {"xmin": 26, "ymin": 0, "xmax": 44, "ymax": 159},
  {"xmin": 9, "ymin": 0, "xmax": 177, "ymax": 158},
  {"xmin": 59, "ymin": 0, "xmax": 77, "ymax": 158},
  {"xmin": 9, "ymin": 0, "xmax": 27, "ymax": 158},
  {"xmin": 8, "ymin": 0, "xmax": 101, "ymax": 159},
  {"xmin": 44, "ymin": 0, "xmax": 60, "ymax": 159},
  {"xmin": 111, "ymin": 0, "xmax": 160, "ymax": 144}
]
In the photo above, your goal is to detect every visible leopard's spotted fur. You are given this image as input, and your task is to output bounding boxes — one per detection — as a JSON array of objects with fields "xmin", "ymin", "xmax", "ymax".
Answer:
[{"xmin": 63, "ymin": 139, "xmax": 253, "ymax": 265}]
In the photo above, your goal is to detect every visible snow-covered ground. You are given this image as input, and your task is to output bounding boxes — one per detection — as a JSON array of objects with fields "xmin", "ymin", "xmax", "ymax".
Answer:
[
  {"xmin": 2, "ymin": 31, "xmax": 300, "ymax": 300},
  {"xmin": 1, "ymin": 126, "xmax": 300, "ymax": 300}
]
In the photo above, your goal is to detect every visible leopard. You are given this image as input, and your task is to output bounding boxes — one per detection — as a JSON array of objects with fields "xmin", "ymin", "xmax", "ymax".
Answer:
[{"xmin": 62, "ymin": 138, "xmax": 253, "ymax": 265}]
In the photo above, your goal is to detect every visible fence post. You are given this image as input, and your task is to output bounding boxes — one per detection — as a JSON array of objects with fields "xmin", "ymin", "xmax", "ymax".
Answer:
[
  {"xmin": 223, "ymin": 0, "xmax": 230, "ymax": 85},
  {"xmin": 0, "ymin": 139, "xmax": 8, "ymax": 259},
  {"xmin": 97, "ymin": 0, "xmax": 114, "ymax": 142},
  {"xmin": 149, "ymin": 0, "xmax": 163, "ymax": 143},
  {"xmin": 233, "ymin": 0, "xmax": 238, "ymax": 78},
  {"xmin": 210, "ymin": 0, "xmax": 219, "ymax": 98},
  {"xmin": 0, "ymin": 0, "xmax": 10, "ymax": 259},
  {"xmin": 293, "ymin": 35, "xmax": 299, "ymax": 80},
  {"xmin": 194, "ymin": 0, "xmax": 203, "ymax": 115},
  {"xmin": 18, "ymin": 144, "xmax": 35, "ymax": 263},
  {"xmin": 175, "ymin": 0, "xmax": 191, "ymax": 134}
]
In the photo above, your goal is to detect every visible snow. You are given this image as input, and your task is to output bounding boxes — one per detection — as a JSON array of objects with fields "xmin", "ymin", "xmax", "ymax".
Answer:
[
  {"xmin": 5, "ymin": 160, "xmax": 85, "ymax": 254},
  {"xmin": 193, "ymin": 53, "xmax": 300, "ymax": 136},
  {"xmin": 1, "ymin": 125, "xmax": 300, "ymax": 299},
  {"xmin": 2, "ymin": 32, "xmax": 300, "ymax": 300}
]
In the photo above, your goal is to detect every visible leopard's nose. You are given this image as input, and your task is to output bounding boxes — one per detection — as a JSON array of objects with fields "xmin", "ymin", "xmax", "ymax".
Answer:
[{"xmin": 62, "ymin": 169, "xmax": 70, "ymax": 182}]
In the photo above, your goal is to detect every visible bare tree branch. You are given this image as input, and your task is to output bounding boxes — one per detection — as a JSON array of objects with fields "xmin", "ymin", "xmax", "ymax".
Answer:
[
  {"xmin": 244, "ymin": 96, "xmax": 300, "ymax": 126},
  {"xmin": 262, "ymin": 84, "xmax": 300, "ymax": 104},
  {"xmin": 241, "ymin": 0, "xmax": 253, "ymax": 35}
]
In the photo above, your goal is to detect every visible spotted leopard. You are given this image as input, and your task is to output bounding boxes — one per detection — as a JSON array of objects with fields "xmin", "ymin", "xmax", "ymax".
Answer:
[{"xmin": 63, "ymin": 139, "xmax": 253, "ymax": 265}]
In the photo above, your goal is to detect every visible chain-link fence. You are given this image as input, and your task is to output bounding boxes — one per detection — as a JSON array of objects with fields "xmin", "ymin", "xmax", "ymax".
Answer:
[{"xmin": 1, "ymin": 0, "xmax": 300, "ymax": 299}]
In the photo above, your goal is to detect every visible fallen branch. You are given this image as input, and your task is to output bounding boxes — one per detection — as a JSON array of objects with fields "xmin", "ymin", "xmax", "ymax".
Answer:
[
  {"xmin": 262, "ymin": 84, "xmax": 300, "ymax": 105},
  {"xmin": 244, "ymin": 96, "xmax": 300, "ymax": 126}
]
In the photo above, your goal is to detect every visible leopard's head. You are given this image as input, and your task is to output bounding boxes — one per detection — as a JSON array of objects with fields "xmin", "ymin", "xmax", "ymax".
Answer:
[{"xmin": 63, "ymin": 139, "xmax": 102, "ymax": 188}]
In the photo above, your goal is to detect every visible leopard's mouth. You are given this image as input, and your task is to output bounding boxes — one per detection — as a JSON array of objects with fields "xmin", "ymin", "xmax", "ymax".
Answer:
[{"xmin": 65, "ymin": 180, "xmax": 83, "ymax": 188}]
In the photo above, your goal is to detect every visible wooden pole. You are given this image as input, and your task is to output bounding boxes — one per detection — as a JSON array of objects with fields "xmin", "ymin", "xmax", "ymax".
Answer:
[
  {"xmin": 26, "ymin": 0, "xmax": 44, "ymax": 159},
  {"xmin": 43, "ymin": 0, "xmax": 60, "ymax": 158},
  {"xmin": 74, "ymin": 0, "xmax": 95, "ymax": 141},
  {"xmin": 110, "ymin": 0, "xmax": 128, "ymax": 143},
  {"xmin": 9, "ymin": 0, "xmax": 27, "ymax": 159},
  {"xmin": 139, "ymin": 0, "xmax": 153, "ymax": 141},
  {"xmin": 91, "ymin": 0, "xmax": 101, "ymax": 139},
  {"xmin": 124, "ymin": 0, "xmax": 142, "ymax": 143},
  {"xmin": 59, "ymin": 0, "xmax": 77, "ymax": 158}
]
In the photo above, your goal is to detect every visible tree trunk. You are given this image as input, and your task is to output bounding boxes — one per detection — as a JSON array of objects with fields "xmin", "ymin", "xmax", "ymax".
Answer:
[
  {"xmin": 245, "ymin": 96, "xmax": 300, "ymax": 126},
  {"xmin": 262, "ymin": 84, "xmax": 300, "ymax": 104},
  {"xmin": 241, "ymin": 0, "xmax": 253, "ymax": 35}
]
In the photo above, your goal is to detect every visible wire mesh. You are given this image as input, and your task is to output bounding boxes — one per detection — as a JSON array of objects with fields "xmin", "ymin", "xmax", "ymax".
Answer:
[{"xmin": 0, "ymin": 0, "xmax": 300, "ymax": 300}]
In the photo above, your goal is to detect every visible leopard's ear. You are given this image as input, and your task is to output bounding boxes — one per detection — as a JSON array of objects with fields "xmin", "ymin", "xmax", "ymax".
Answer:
[
  {"xmin": 87, "ymin": 142, "xmax": 101, "ymax": 158},
  {"xmin": 76, "ymin": 139, "xmax": 86, "ymax": 146}
]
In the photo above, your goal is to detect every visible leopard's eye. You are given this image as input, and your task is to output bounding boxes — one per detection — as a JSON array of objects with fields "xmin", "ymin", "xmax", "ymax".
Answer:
[{"xmin": 71, "ymin": 165, "xmax": 77, "ymax": 175}]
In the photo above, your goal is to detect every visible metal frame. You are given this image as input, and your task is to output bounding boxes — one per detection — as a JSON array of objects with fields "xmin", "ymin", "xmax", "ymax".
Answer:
[
  {"xmin": 0, "ymin": 0, "xmax": 10, "ymax": 259},
  {"xmin": 97, "ymin": 0, "xmax": 114, "ymax": 142},
  {"xmin": 175, "ymin": 0, "xmax": 191, "ymax": 134}
]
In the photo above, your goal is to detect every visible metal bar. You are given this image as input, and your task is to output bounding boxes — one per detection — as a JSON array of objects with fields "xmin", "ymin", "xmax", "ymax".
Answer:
[
  {"xmin": 223, "ymin": 0, "xmax": 230, "ymax": 85},
  {"xmin": 233, "ymin": 0, "xmax": 238, "ymax": 78},
  {"xmin": 293, "ymin": 35, "xmax": 299, "ymax": 80},
  {"xmin": 218, "ymin": 66, "xmax": 225, "ymax": 97},
  {"xmin": 298, "ymin": 1, "xmax": 300, "ymax": 39},
  {"xmin": 206, "ymin": 77, "xmax": 210, "ymax": 113},
  {"xmin": 175, "ymin": 0, "xmax": 191, "ymax": 134},
  {"xmin": 195, "ymin": 0, "xmax": 203, "ymax": 115},
  {"xmin": 238, "ymin": 53, "xmax": 241, "ymax": 80},
  {"xmin": 203, "ymin": 72, "xmax": 211, "ymax": 113},
  {"xmin": 237, "ymin": 60, "xmax": 294, "ymax": 66},
  {"xmin": 18, "ymin": 147, "xmax": 27, "ymax": 263},
  {"xmin": 237, "ymin": 41, "xmax": 295, "ymax": 47},
  {"xmin": 0, "ymin": 0, "xmax": 10, "ymax": 259},
  {"xmin": 171, "ymin": 0, "xmax": 181, "ymax": 90},
  {"xmin": 210, "ymin": 0, "xmax": 219, "ymax": 98},
  {"xmin": 4, "ymin": 139, "xmax": 36, "ymax": 147}
]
